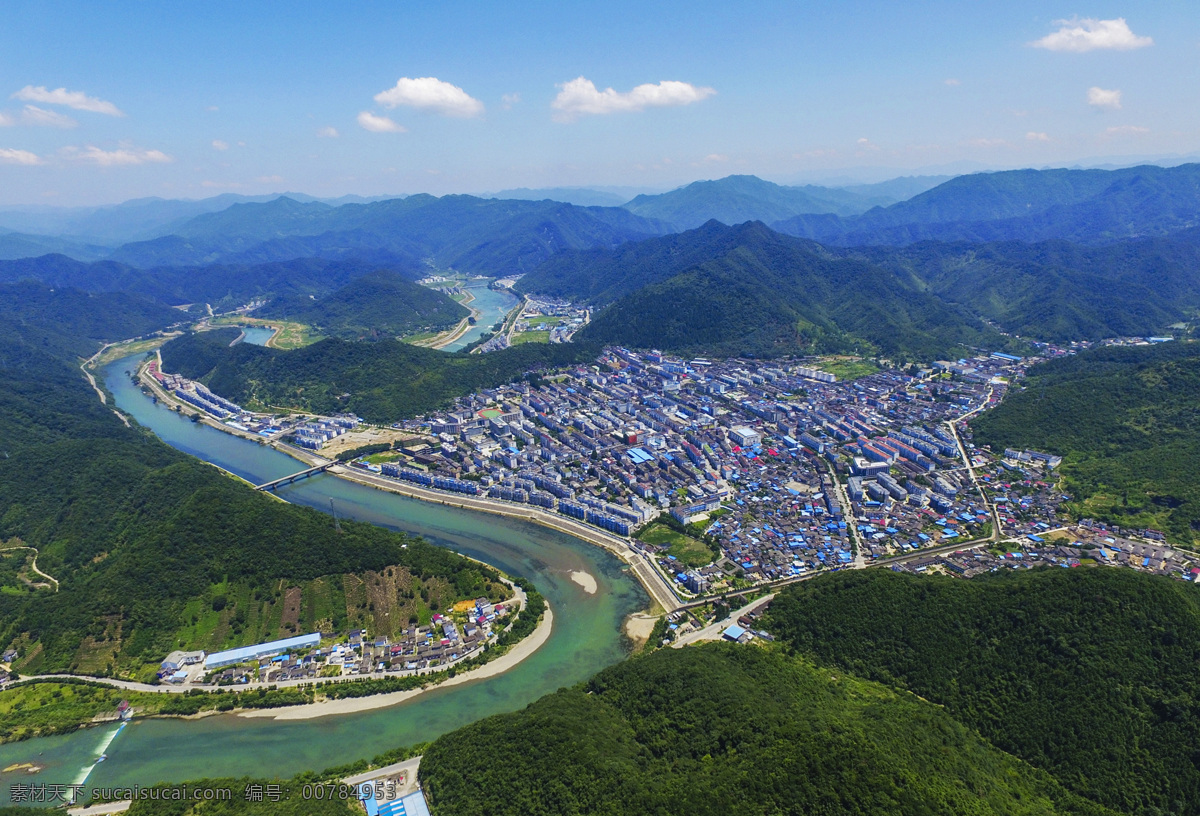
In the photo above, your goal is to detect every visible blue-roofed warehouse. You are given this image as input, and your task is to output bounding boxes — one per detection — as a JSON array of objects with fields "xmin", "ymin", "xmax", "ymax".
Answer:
[{"xmin": 204, "ymin": 632, "xmax": 321, "ymax": 671}]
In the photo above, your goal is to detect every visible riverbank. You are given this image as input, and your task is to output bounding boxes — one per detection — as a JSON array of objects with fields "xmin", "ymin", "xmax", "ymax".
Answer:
[
  {"xmin": 330, "ymin": 464, "xmax": 682, "ymax": 613},
  {"xmin": 1, "ymin": 592, "xmax": 548, "ymax": 745},
  {"xmin": 132, "ymin": 355, "xmax": 681, "ymax": 615},
  {"xmin": 424, "ymin": 289, "xmax": 476, "ymax": 350},
  {"xmin": 240, "ymin": 606, "xmax": 554, "ymax": 721}
]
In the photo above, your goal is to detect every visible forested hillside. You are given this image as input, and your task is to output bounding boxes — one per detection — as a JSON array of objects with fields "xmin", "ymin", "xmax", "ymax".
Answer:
[
  {"xmin": 161, "ymin": 328, "xmax": 597, "ymax": 422},
  {"xmin": 0, "ymin": 280, "xmax": 182, "ymax": 357},
  {"xmin": 570, "ymin": 222, "xmax": 1007, "ymax": 360},
  {"xmin": 851, "ymin": 231, "xmax": 1200, "ymax": 342},
  {"xmin": 260, "ymin": 270, "xmax": 467, "ymax": 340},
  {"xmin": 0, "ymin": 255, "xmax": 420, "ymax": 313},
  {"xmin": 0, "ymin": 285, "xmax": 508, "ymax": 678},
  {"xmin": 972, "ymin": 341, "xmax": 1200, "ymax": 542},
  {"xmin": 765, "ymin": 568, "xmax": 1200, "ymax": 816},
  {"xmin": 420, "ymin": 643, "xmax": 1114, "ymax": 816}
]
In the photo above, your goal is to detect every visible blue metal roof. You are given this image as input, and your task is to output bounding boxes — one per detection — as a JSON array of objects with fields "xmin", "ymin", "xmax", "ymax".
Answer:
[{"xmin": 204, "ymin": 632, "xmax": 321, "ymax": 670}]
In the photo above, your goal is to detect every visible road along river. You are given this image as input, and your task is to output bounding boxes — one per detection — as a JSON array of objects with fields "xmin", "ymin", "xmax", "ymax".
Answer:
[{"xmin": 0, "ymin": 354, "xmax": 647, "ymax": 803}]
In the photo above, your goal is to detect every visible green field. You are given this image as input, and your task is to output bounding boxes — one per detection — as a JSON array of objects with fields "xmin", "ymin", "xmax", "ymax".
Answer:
[
  {"xmin": 512, "ymin": 330, "xmax": 550, "ymax": 345},
  {"xmin": 816, "ymin": 357, "xmax": 881, "ymax": 381},
  {"xmin": 209, "ymin": 317, "xmax": 321, "ymax": 350},
  {"xmin": 637, "ymin": 523, "xmax": 714, "ymax": 567}
]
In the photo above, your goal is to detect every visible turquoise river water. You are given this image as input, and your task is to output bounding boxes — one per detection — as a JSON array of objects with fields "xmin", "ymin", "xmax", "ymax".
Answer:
[
  {"xmin": 0, "ymin": 353, "xmax": 645, "ymax": 804},
  {"xmin": 441, "ymin": 284, "xmax": 518, "ymax": 352}
]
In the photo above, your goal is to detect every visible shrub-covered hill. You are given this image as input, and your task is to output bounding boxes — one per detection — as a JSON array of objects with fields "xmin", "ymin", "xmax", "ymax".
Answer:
[
  {"xmin": 419, "ymin": 644, "xmax": 1115, "ymax": 816},
  {"xmin": 971, "ymin": 341, "xmax": 1200, "ymax": 543},
  {"xmin": 260, "ymin": 269, "xmax": 468, "ymax": 340},
  {"xmin": 765, "ymin": 568, "xmax": 1200, "ymax": 816},
  {"xmin": 161, "ymin": 328, "xmax": 597, "ymax": 422}
]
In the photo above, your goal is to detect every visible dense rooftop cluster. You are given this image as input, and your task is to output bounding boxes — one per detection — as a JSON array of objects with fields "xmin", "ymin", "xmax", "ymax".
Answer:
[{"xmin": 370, "ymin": 347, "xmax": 1052, "ymax": 596}]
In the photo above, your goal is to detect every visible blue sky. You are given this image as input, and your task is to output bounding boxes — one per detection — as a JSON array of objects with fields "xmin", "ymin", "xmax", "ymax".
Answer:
[{"xmin": 0, "ymin": 1, "xmax": 1196, "ymax": 205}]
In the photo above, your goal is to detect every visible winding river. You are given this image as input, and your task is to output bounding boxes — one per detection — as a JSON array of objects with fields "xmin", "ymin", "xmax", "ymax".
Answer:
[
  {"xmin": 0, "ymin": 354, "xmax": 646, "ymax": 803},
  {"xmin": 441, "ymin": 283, "xmax": 518, "ymax": 352}
]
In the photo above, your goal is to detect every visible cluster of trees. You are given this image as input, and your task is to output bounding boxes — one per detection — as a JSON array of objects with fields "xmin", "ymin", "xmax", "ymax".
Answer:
[
  {"xmin": 972, "ymin": 341, "xmax": 1200, "ymax": 542},
  {"xmin": 764, "ymin": 568, "xmax": 1200, "ymax": 816},
  {"xmin": 161, "ymin": 328, "xmax": 597, "ymax": 422},
  {"xmin": 419, "ymin": 643, "xmax": 1112, "ymax": 816}
]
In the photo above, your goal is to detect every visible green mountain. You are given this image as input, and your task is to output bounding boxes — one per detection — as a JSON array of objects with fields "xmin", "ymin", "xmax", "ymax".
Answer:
[
  {"xmin": 849, "ymin": 231, "xmax": 1200, "ymax": 342},
  {"xmin": 260, "ymin": 270, "xmax": 468, "ymax": 339},
  {"xmin": 0, "ymin": 231, "xmax": 109, "ymax": 262},
  {"xmin": 765, "ymin": 568, "xmax": 1200, "ymax": 816},
  {"xmin": 517, "ymin": 219, "xmax": 774, "ymax": 304},
  {"xmin": 108, "ymin": 194, "xmax": 668, "ymax": 273},
  {"xmin": 486, "ymin": 186, "xmax": 631, "ymax": 207},
  {"xmin": 563, "ymin": 222, "xmax": 1006, "ymax": 360},
  {"xmin": 622, "ymin": 174, "xmax": 887, "ymax": 231},
  {"xmin": 0, "ymin": 284, "xmax": 506, "ymax": 678},
  {"xmin": 971, "ymin": 341, "xmax": 1200, "ymax": 543},
  {"xmin": 420, "ymin": 643, "xmax": 1113, "ymax": 816},
  {"xmin": 774, "ymin": 164, "xmax": 1200, "ymax": 246},
  {"xmin": 0, "ymin": 255, "xmax": 421, "ymax": 313},
  {"xmin": 0, "ymin": 280, "xmax": 182, "ymax": 357},
  {"xmin": 160, "ymin": 329, "xmax": 597, "ymax": 422}
]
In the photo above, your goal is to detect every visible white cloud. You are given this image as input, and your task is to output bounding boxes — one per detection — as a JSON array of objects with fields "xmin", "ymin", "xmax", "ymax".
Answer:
[
  {"xmin": 62, "ymin": 145, "xmax": 172, "ymax": 166},
  {"xmin": 1026, "ymin": 131, "xmax": 1051, "ymax": 142},
  {"xmin": 1031, "ymin": 18, "xmax": 1152, "ymax": 52},
  {"xmin": 1105, "ymin": 125, "xmax": 1150, "ymax": 135},
  {"xmin": 944, "ymin": 78, "xmax": 961, "ymax": 86},
  {"xmin": 20, "ymin": 105, "xmax": 78, "ymax": 128},
  {"xmin": 1088, "ymin": 87, "xmax": 1122, "ymax": 109},
  {"xmin": 551, "ymin": 77, "xmax": 715, "ymax": 121},
  {"xmin": 501, "ymin": 93, "xmax": 520, "ymax": 109},
  {"xmin": 12, "ymin": 85, "xmax": 124, "ymax": 116},
  {"xmin": 211, "ymin": 139, "xmax": 229, "ymax": 151},
  {"xmin": 357, "ymin": 111, "xmax": 406, "ymax": 133},
  {"xmin": 0, "ymin": 147, "xmax": 42, "ymax": 165},
  {"xmin": 374, "ymin": 77, "xmax": 484, "ymax": 118},
  {"xmin": 317, "ymin": 126, "xmax": 339, "ymax": 138},
  {"xmin": 0, "ymin": 112, "xmax": 11, "ymax": 127},
  {"xmin": 256, "ymin": 174, "xmax": 284, "ymax": 184},
  {"xmin": 969, "ymin": 137, "xmax": 1008, "ymax": 148}
]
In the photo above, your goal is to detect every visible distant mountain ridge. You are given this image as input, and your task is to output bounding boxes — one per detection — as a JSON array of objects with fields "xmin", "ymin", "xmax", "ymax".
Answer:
[
  {"xmin": 0, "ymin": 254, "xmax": 411, "ymax": 311},
  {"xmin": 774, "ymin": 164, "xmax": 1200, "ymax": 245},
  {"xmin": 621, "ymin": 174, "xmax": 895, "ymax": 231},
  {"xmin": 106, "ymin": 194, "xmax": 670, "ymax": 272},
  {"xmin": 0, "ymin": 191, "xmax": 404, "ymax": 245}
]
